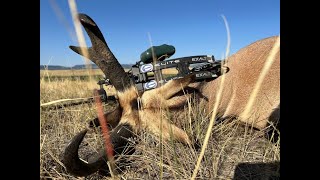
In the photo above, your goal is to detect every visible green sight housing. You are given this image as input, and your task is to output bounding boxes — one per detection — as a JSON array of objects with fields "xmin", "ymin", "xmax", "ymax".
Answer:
[{"xmin": 140, "ymin": 44, "xmax": 175, "ymax": 64}]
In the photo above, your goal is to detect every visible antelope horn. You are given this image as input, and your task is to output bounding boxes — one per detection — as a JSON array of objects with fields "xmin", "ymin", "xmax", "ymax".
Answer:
[
  {"xmin": 62, "ymin": 130, "xmax": 106, "ymax": 176},
  {"xmin": 69, "ymin": 13, "xmax": 133, "ymax": 91},
  {"xmin": 63, "ymin": 124, "xmax": 134, "ymax": 176}
]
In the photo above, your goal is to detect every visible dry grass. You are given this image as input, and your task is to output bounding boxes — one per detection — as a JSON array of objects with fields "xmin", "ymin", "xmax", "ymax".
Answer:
[
  {"xmin": 40, "ymin": 70, "xmax": 280, "ymax": 179},
  {"xmin": 40, "ymin": 69, "xmax": 104, "ymax": 77},
  {"xmin": 40, "ymin": 68, "xmax": 176, "ymax": 77}
]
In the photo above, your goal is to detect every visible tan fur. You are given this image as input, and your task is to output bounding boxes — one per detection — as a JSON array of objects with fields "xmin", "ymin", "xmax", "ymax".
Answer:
[
  {"xmin": 200, "ymin": 36, "xmax": 280, "ymax": 129},
  {"xmin": 115, "ymin": 75, "xmax": 195, "ymax": 145}
]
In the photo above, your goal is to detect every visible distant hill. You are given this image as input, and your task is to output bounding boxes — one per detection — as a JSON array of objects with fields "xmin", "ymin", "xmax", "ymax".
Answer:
[
  {"xmin": 40, "ymin": 65, "xmax": 71, "ymax": 70},
  {"xmin": 40, "ymin": 64, "xmax": 134, "ymax": 70}
]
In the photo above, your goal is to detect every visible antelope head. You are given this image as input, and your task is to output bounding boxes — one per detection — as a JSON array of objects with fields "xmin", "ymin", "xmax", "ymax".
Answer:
[{"xmin": 62, "ymin": 13, "xmax": 197, "ymax": 177}]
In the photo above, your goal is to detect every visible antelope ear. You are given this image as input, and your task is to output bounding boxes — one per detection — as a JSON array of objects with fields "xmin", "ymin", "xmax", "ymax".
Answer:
[{"xmin": 89, "ymin": 104, "xmax": 122, "ymax": 129}]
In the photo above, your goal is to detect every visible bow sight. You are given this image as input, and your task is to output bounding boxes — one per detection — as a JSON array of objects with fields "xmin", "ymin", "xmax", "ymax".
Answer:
[
  {"xmin": 129, "ymin": 44, "xmax": 228, "ymax": 92},
  {"xmin": 97, "ymin": 44, "xmax": 228, "ymax": 102}
]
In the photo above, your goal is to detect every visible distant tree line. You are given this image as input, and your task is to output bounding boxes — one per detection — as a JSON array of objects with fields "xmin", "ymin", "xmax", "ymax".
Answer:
[{"xmin": 40, "ymin": 64, "xmax": 133, "ymax": 70}]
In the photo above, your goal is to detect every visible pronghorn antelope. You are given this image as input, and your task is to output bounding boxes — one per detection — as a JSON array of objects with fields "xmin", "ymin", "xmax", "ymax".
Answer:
[{"xmin": 62, "ymin": 14, "xmax": 280, "ymax": 177}]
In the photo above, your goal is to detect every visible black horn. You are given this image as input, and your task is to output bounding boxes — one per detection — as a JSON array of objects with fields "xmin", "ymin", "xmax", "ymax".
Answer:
[
  {"xmin": 62, "ymin": 130, "xmax": 106, "ymax": 176},
  {"xmin": 69, "ymin": 13, "xmax": 133, "ymax": 91},
  {"xmin": 63, "ymin": 124, "xmax": 135, "ymax": 176}
]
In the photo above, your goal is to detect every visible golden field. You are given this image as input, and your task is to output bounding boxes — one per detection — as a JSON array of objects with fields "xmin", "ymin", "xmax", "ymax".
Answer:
[{"xmin": 40, "ymin": 69, "xmax": 280, "ymax": 179}]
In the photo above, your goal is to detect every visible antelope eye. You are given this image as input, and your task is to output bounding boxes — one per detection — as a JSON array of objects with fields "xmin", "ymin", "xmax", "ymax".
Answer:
[{"xmin": 103, "ymin": 98, "xmax": 119, "ymax": 112}]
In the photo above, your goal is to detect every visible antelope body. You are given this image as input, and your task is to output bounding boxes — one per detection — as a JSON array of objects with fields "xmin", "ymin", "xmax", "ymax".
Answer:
[
  {"xmin": 62, "ymin": 14, "xmax": 280, "ymax": 177},
  {"xmin": 199, "ymin": 36, "xmax": 280, "ymax": 130}
]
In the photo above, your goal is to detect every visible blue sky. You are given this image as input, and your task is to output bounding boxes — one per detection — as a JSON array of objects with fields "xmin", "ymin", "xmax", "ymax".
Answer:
[{"xmin": 40, "ymin": 0, "xmax": 279, "ymax": 66}]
